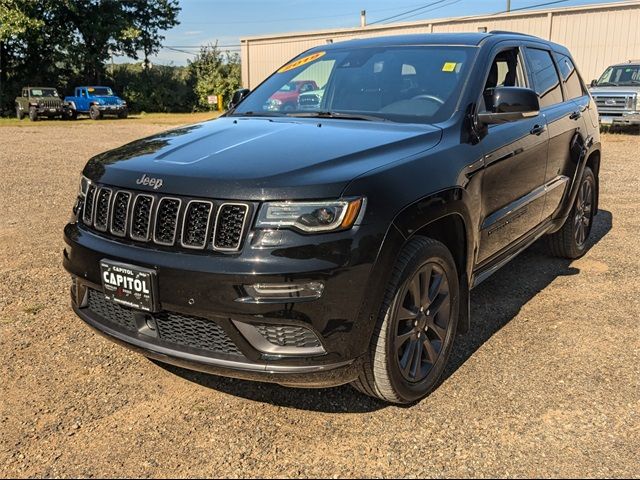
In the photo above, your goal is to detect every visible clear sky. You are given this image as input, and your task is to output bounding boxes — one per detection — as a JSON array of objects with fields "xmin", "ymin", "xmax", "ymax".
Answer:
[{"xmin": 141, "ymin": 0, "xmax": 626, "ymax": 66}]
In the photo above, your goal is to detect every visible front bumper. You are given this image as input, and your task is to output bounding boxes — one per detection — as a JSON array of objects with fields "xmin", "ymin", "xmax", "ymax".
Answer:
[
  {"xmin": 35, "ymin": 105, "xmax": 65, "ymax": 115},
  {"xmin": 63, "ymin": 221, "xmax": 385, "ymax": 387},
  {"xmin": 599, "ymin": 113, "xmax": 640, "ymax": 125},
  {"xmin": 97, "ymin": 105, "xmax": 126, "ymax": 113}
]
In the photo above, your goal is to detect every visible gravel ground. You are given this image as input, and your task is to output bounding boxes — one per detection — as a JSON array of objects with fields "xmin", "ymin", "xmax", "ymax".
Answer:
[{"xmin": 0, "ymin": 120, "xmax": 638, "ymax": 478}]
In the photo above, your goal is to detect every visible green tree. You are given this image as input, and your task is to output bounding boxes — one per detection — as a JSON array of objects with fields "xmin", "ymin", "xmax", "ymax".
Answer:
[
  {"xmin": 0, "ymin": 0, "xmax": 180, "ymax": 112},
  {"xmin": 189, "ymin": 44, "xmax": 241, "ymax": 111}
]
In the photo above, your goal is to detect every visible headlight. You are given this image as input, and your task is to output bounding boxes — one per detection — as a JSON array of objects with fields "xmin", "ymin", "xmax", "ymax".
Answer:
[
  {"xmin": 265, "ymin": 98, "xmax": 283, "ymax": 111},
  {"xmin": 79, "ymin": 175, "xmax": 90, "ymax": 197},
  {"xmin": 73, "ymin": 175, "xmax": 91, "ymax": 216},
  {"xmin": 256, "ymin": 198, "xmax": 364, "ymax": 233}
]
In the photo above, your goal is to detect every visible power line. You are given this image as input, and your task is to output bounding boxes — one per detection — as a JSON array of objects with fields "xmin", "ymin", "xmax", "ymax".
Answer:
[
  {"xmin": 160, "ymin": 0, "xmax": 581, "ymax": 52},
  {"xmin": 368, "ymin": 0, "xmax": 449, "ymax": 25},
  {"xmin": 177, "ymin": 2, "xmax": 442, "ymax": 27},
  {"xmin": 383, "ymin": 0, "xmax": 464, "ymax": 24}
]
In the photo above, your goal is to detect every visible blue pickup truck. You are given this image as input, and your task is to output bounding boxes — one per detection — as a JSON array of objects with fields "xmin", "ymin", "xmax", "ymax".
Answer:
[{"xmin": 64, "ymin": 86, "xmax": 128, "ymax": 120}]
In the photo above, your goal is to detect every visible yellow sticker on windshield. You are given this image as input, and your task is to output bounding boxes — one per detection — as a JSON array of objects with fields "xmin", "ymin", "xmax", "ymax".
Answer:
[
  {"xmin": 442, "ymin": 62, "xmax": 457, "ymax": 72},
  {"xmin": 278, "ymin": 51, "xmax": 326, "ymax": 73}
]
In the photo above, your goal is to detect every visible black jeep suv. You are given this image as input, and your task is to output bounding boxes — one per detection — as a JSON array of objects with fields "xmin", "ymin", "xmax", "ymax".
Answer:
[{"xmin": 64, "ymin": 32, "xmax": 601, "ymax": 403}]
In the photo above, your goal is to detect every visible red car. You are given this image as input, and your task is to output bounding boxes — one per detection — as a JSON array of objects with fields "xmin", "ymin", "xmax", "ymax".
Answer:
[{"xmin": 266, "ymin": 80, "xmax": 318, "ymax": 111}]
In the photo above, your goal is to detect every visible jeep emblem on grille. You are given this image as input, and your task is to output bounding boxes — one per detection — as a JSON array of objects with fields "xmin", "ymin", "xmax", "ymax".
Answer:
[
  {"xmin": 605, "ymin": 99, "xmax": 616, "ymax": 106},
  {"xmin": 136, "ymin": 174, "xmax": 163, "ymax": 190}
]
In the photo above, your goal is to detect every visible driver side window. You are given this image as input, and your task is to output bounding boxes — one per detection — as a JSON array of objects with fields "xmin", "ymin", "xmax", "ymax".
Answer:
[{"xmin": 480, "ymin": 48, "xmax": 527, "ymax": 112}]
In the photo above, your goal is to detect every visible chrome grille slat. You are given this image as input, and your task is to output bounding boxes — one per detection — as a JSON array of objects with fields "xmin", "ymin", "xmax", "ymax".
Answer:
[
  {"xmin": 93, "ymin": 187, "xmax": 112, "ymax": 232},
  {"xmin": 181, "ymin": 200, "xmax": 213, "ymax": 249},
  {"xmin": 213, "ymin": 203, "xmax": 249, "ymax": 252},
  {"xmin": 82, "ymin": 184, "xmax": 97, "ymax": 225},
  {"xmin": 110, "ymin": 191, "xmax": 131, "ymax": 237},
  {"xmin": 130, "ymin": 194, "xmax": 154, "ymax": 241},
  {"xmin": 153, "ymin": 197, "xmax": 181, "ymax": 246}
]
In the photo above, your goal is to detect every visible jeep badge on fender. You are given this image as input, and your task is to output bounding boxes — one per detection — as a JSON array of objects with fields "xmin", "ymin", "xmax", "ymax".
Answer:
[{"xmin": 63, "ymin": 32, "xmax": 601, "ymax": 404}]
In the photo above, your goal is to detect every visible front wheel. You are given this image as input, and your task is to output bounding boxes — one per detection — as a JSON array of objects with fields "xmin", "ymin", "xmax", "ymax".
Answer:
[
  {"xmin": 546, "ymin": 166, "xmax": 596, "ymax": 259},
  {"xmin": 89, "ymin": 105, "xmax": 102, "ymax": 120},
  {"xmin": 117, "ymin": 108, "xmax": 128, "ymax": 119},
  {"xmin": 352, "ymin": 237, "xmax": 459, "ymax": 404},
  {"xmin": 28, "ymin": 106, "xmax": 38, "ymax": 121}
]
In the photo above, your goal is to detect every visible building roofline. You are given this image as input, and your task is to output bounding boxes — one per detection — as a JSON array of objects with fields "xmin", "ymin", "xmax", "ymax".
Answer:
[{"xmin": 240, "ymin": 0, "xmax": 640, "ymax": 43}]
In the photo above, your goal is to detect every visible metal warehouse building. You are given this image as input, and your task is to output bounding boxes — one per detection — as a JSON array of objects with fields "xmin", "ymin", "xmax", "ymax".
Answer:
[{"xmin": 240, "ymin": 0, "xmax": 640, "ymax": 88}]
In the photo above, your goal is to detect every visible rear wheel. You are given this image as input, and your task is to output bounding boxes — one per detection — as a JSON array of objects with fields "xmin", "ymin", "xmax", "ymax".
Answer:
[
  {"xmin": 547, "ymin": 166, "xmax": 596, "ymax": 259},
  {"xmin": 16, "ymin": 106, "xmax": 24, "ymax": 120},
  {"xmin": 28, "ymin": 106, "xmax": 38, "ymax": 121},
  {"xmin": 352, "ymin": 237, "xmax": 459, "ymax": 404},
  {"xmin": 89, "ymin": 105, "xmax": 102, "ymax": 120}
]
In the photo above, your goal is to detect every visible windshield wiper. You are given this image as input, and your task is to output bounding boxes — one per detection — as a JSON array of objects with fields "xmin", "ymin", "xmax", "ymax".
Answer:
[
  {"xmin": 231, "ymin": 111, "xmax": 287, "ymax": 117},
  {"xmin": 287, "ymin": 111, "xmax": 388, "ymax": 122}
]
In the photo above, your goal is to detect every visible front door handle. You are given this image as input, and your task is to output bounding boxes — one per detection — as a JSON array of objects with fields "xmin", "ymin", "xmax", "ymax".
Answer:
[
  {"xmin": 570, "ymin": 111, "xmax": 582, "ymax": 120},
  {"xmin": 530, "ymin": 124, "xmax": 546, "ymax": 136}
]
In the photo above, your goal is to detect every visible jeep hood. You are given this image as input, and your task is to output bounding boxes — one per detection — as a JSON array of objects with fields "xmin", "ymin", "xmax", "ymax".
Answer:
[{"xmin": 84, "ymin": 116, "xmax": 442, "ymax": 200}]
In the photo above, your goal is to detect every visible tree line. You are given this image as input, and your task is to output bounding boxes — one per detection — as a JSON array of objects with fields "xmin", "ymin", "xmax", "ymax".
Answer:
[{"xmin": 0, "ymin": 0, "xmax": 241, "ymax": 114}]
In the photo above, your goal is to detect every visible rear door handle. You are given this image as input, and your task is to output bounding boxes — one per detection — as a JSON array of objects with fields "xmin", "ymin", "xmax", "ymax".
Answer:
[
  {"xmin": 530, "ymin": 124, "xmax": 546, "ymax": 136},
  {"xmin": 570, "ymin": 111, "xmax": 582, "ymax": 120}
]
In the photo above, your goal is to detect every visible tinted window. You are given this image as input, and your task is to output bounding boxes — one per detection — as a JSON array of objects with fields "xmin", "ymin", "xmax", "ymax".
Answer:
[
  {"xmin": 527, "ymin": 48, "xmax": 563, "ymax": 108},
  {"xmin": 233, "ymin": 46, "xmax": 475, "ymax": 124},
  {"xmin": 556, "ymin": 54, "xmax": 585, "ymax": 100}
]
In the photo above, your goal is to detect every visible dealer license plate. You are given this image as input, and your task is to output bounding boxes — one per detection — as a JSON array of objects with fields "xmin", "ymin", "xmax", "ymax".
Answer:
[{"xmin": 100, "ymin": 259, "xmax": 157, "ymax": 312}]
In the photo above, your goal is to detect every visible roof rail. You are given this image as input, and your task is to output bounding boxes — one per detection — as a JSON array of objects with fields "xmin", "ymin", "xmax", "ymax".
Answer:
[{"xmin": 489, "ymin": 30, "xmax": 536, "ymax": 37}]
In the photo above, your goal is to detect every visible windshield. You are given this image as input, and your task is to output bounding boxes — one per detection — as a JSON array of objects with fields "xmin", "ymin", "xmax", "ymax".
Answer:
[
  {"xmin": 596, "ymin": 65, "xmax": 640, "ymax": 86},
  {"xmin": 30, "ymin": 88, "xmax": 58, "ymax": 97},
  {"xmin": 232, "ymin": 46, "xmax": 475, "ymax": 123},
  {"xmin": 88, "ymin": 87, "xmax": 114, "ymax": 96}
]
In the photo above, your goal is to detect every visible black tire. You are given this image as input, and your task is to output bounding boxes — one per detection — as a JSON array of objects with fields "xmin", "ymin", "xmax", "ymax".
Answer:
[
  {"xmin": 28, "ymin": 106, "xmax": 38, "ymax": 121},
  {"xmin": 546, "ymin": 166, "xmax": 596, "ymax": 259},
  {"xmin": 16, "ymin": 106, "xmax": 24, "ymax": 120},
  {"xmin": 117, "ymin": 108, "xmax": 128, "ymax": 119},
  {"xmin": 352, "ymin": 237, "xmax": 460, "ymax": 404},
  {"xmin": 89, "ymin": 105, "xmax": 102, "ymax": 120},
  {"xmin": 66, "ymin": 109, "xmax": 78, "ymax": 120}
]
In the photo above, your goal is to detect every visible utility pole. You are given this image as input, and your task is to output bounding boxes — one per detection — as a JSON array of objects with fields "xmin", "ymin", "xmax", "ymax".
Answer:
[{"xmin": 506, "ymin": 0, "xmax": 511, "ymax": 12}]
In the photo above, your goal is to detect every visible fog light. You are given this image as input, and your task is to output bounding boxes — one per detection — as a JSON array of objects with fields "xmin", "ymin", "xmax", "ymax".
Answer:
[
  {"xmin": 236, "ymin": 282, "xmax": 324, "ymax": 303},
  {"xmin": 232, "ymin": 321, "xmax": 325, "ymax": 356}
]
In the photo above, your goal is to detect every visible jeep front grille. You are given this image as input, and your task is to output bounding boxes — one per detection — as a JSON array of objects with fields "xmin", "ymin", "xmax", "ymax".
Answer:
[{"xmin": 81, "ymin": 183, "xmax": 250, "ymax": 252}]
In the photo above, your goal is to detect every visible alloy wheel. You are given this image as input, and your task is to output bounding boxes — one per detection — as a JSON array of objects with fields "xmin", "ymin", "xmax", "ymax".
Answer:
[
  {"xmin": 574, "ymin": 175, "xmax": 594, "ymax": 247},
  {"xmin": 394, "ymin": 262, "xmax": 451, "ymax": 383}
]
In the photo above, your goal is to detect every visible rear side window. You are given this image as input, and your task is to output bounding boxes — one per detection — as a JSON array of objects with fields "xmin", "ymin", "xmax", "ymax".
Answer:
[
  {"xmin": 556, "ymin": 54, "xmax": 585, "ymax": 100},
  {"xmin": 527, "ymin": 48, "xmax": 563, "ymax": 108}
]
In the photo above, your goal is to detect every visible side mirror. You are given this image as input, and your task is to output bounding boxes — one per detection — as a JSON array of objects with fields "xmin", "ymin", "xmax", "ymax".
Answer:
[
  {"xmin": 478, "ymin": 87, "xmax": 540, "ymax": 125},
  {"xmin": 590, "ymin": 79, "xmax": 598, "ymax": 87},
  {"xmin": 228, "ymin": 88, "xmax": 250, "ymax": 109}
]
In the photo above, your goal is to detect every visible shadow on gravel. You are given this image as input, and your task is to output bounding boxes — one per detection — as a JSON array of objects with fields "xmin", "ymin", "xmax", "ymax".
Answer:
[
  {"xmin": 159, "ymin": 211, "xmax": 612, "ymax": 413},
  {"xmin": 444, "ymin": 209, "xmax": 613, "ymax": 382}
]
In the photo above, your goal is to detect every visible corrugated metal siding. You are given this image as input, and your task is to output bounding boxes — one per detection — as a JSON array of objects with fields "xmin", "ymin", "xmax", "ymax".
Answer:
[{"xmin": 242, "ymin": 1, "xmax": 640, "ymax": 88}]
